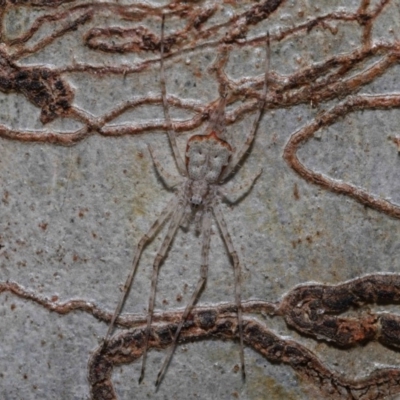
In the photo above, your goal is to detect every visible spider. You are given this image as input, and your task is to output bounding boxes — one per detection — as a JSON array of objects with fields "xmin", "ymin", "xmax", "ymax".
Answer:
[{"xmin": 103, "ymin": 15, "xmax": 270, "ymax": 388}]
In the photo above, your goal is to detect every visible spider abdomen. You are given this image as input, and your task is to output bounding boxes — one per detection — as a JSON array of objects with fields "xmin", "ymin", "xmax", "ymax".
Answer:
[{"xmin": 186, "ymin": 131, "xmax": 232, "ymax": 183}]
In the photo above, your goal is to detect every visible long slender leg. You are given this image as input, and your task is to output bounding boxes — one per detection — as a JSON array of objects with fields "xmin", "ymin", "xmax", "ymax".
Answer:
[
  {"xmin": 221, "ymin": 34, "xmax": 270, "ymax": 180},
  {"xmin": 218, "ymin": 168, "xmax": 262, "ymax": 203},
  {"xmin": 148, "ymin": 144, "xmax": 184, "ymax": 189},
  {"xmin": 139, "ymin": 205, "xmax": 186, "ymax": 383},
  {"xmin": 160, "ymin": 14, "xmax": 187, "ymax": 177},
  {"xmin": 213, "ymin": 202, "xmax": 245, "ymax": 379},
  {"xmin": 155, "ymin": 210, "xmax": 212, "ymax": 388},
  {"xmin": 104, "ymin": 196, "xmax": 177, "ymax": 345}
]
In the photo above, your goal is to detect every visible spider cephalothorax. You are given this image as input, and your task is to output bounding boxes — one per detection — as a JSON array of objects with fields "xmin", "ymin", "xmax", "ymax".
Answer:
[
  {"xmin": 187, "ymin": 179, "xmax": 210, "ymax": 207},
  {"xmin": 182, "ymin": 179, "xmax": 213, "ymax": 231}
]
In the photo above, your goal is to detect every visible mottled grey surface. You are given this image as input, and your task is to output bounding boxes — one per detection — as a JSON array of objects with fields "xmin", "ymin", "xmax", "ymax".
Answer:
[{"xmin": 2, "ymin": 1, "xmax": 400, "ymax": 399}]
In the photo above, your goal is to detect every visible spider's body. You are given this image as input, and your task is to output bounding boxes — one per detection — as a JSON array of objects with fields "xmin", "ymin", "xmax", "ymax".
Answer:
[
  {"xmin": 104, "ymin": 15, "xmax": 269, "ymax": 389},
  {"xmin": 181, "ymin": 131, "xmax": 232, "ymax": 228}
]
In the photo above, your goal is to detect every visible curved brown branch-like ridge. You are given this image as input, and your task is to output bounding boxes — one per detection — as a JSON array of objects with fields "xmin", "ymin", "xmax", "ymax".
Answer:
[
  {"xmin": 279, "ymin": 273, "xmax": 400, "ymax": 349},
  {"xmin": 86, "ymin": 274, "xmax": 400, "ymax": 399},
  {"xmin": 88, "ymin": 308, "xmax": 400, "ymax": 400},
  {"xmin": 0, "ymin": 0, "xmax": 397, "ymax": 147},
  {"xmin": 283, "ymin": 94, "xmax": 400, "ymax": 220},
  {"xmin": 85, "ymin": 273, "xmax": 400, "ymax": 399},
  {"xmin": 4, "ymin": 274, "xmax": 400, "ymax": 399}
]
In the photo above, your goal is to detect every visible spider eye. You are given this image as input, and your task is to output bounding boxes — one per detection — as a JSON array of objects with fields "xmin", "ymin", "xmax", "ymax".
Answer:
[{"xmin": 190, "ymin": 197, "xmax": 202, "ymax": 206}]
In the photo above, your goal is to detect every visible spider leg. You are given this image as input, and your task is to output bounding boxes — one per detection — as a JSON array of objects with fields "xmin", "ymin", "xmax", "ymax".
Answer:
[
  {"xmin": 221, "ymin": 34, "xmax": 270, "ymax": 180},
  {"xmin": 104, "ymin": 196, "xmax": 178, "ymax": 345},
  {"xmin": 139, "ymin": 204, "xmax": 186, "ymax": 383},
  {"xmin": 155, "ymin": 209, "xmax": 212, "ymax": 388},
  {"xmin": 218, "ymin": 168, "xmax": 262, "ymax": 204},
  {"xmin": 160, "ymin": 15, "xmax": 187, "ymax": 177},
  {"xmin": 148, "ymin": 144, "xmax": 184, "ymax": 189},
  {"xmin": 213, "ymin": 202, "xmax": 245, "ymax": 380}
]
